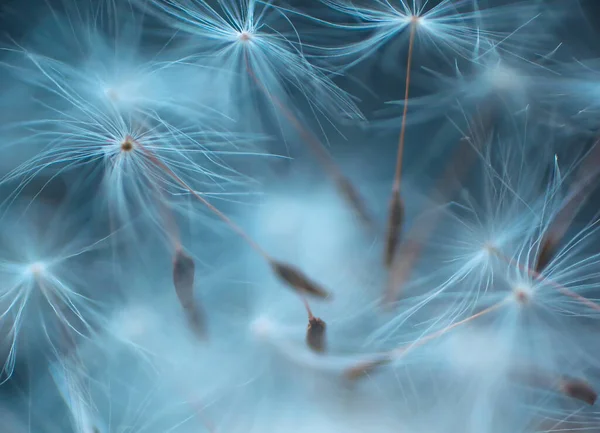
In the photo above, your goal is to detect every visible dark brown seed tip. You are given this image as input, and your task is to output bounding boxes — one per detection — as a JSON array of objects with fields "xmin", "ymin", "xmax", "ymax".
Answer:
[
  {"xmin": 560, "ymin": 377, "xmax": 597, "ymax": 405},
  {"xmin": 344, "ymin": 357, "xmax": 391, "ymax": 381},
  {"xmin": 384, "ymin": 190, "xmax": 405, "ymax": 268},
  {"xmin": 306, "ymin": 316, "xmax": 326, "ymax": 353},
  {"xmin": 173, "ymin": 249, "xmax": 196, "ymax": 303},
  {"xmin": 535, "ymin": 235, "xmax": 557, "ymax": 274},
  {"xmin": 271, "ymin": 261, "xmax": 331, "ymax": 299}
]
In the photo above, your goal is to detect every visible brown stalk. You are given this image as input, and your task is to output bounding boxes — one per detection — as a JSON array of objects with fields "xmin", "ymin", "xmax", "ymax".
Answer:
[
  {"xmin": 344, "ymin": 356, "xmax": 392, "ymax": 381},
  {"xmin": 122, "ymin": 134, "xmax": 211, "ymax": 338},
  {"xmin": 345, "ymin": 301, "xmax": 506, "ymax": 380},
  {"xmin": 384, "ymin": 19, "xmax": 417, "ymax": 268}
]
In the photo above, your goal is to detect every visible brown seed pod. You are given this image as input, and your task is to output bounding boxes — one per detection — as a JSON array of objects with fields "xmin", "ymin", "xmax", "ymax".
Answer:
[
  {"xmin": 271, "ymin": 261, "xmax": 331, "ymax": 299},
  {"xmin": 384, "ymin": 190, "xmax": 405, "ymax": 268},
  {"xmin": 173, "ymin": 249, "xmax": 196, "ymax": 307},
  {"xmin": 560, "ymin": 377, "xmax": 597, "ymax": 405},
  {"xmin": 173, "ymin": 249, "xmax": 206, "ymax": 338},
  {"xmin": 306, "ymin": 316, "xmax": 326, "ymax": 353},
  {"xmin": 510, "ymin": 367, "xmax": 597, "ymax": 406}
]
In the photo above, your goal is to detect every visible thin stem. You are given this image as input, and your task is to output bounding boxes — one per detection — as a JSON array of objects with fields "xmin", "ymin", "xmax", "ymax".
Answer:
[
  {"xmin": 383, "ymin": 20, "xmax": 417, "ymax": 269},
  {"xmin": 134, "ymin": 139, "xmax": 271, "ymax": 261},
  {"xmin": 393, "ymin": 20, "xmax": 417, "ymax": 193},
  {"xmin": 302, "ymin": 297, "xmax": 315, "ymax": 319},
  {"xmin": 346, "ymin": 300, "xmax": 507, "ymax": 379},
  {"xmin": 390, "ymin": 300, "xmax": 506, "ymax": 359}
]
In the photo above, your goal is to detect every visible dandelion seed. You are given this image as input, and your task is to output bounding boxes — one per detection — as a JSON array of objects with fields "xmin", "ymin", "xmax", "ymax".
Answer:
[
  {"xmin": 318, "ymin": 0, "xmax": 545, "ymax": 69},
  {"xmin": 384, "ymin": 189, "xmax": 405, "ymax": 268},
  {"xmin": 560, "ymin": 378, "xmax": 598, "ymax": 406},
  {"xmin": 303, "ymin": 298, "xmax": 326, "ymax": 353},
  {"xmin": 0, "ymin": 57, "xmax": 262, "ymax": 235},
  {"xmin": 271, "ymin": 261, "xmax": 331, "ymax": 300},
  {"xmin": 172, "ymin": 247, "xmax": 206, "ymax": 339},
  {"xmin": 138, "ymin": 0, "xmax": 362, "ymax": 123},
  {"xmin": 306, "ymin": 317, "xmax": 327, "ymax": 353},
  {"xmin": 319, "ymin": 0, "xmax": 544, "ymax": 266},
  {"xmin": 0, "ymin": 4, "xmax": 274, "ymax": 239},
  {"xmin": 0, "ymin": 202, "xmax": 109, "ymax": 381},
  {"xmin": 138, "ymin": 0, "xmax": 373, "ymax": 229}
]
